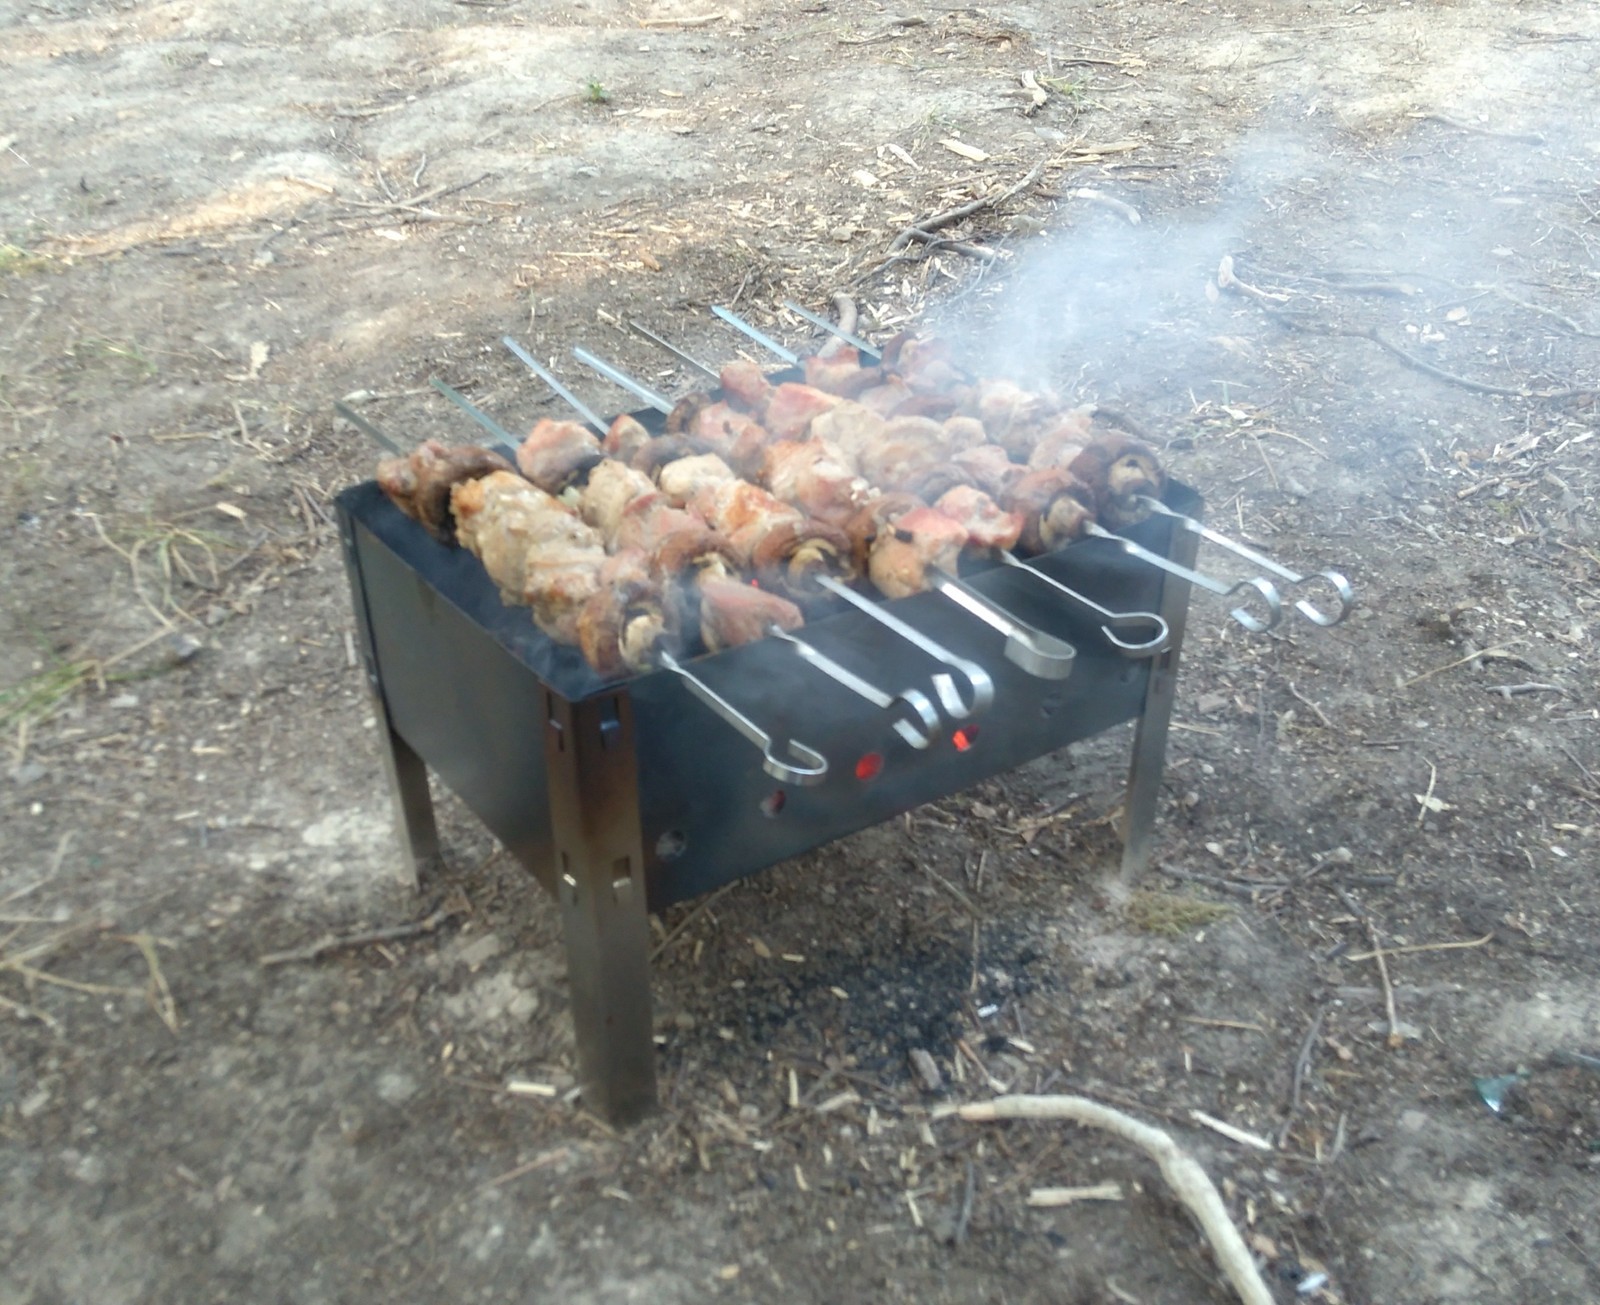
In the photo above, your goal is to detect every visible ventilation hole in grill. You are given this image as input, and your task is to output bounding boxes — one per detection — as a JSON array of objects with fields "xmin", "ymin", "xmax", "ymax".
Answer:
[
  {"xmin": 854, "ymin": 752, "xmax": 884, "ymax": 782},
  {"xmin": 952, "ymin": 725, "xmax": 979, "ymax": 753},
  {"xmin": 655, "ymin": 830, "xmax": 687, "ymax": 861},
  {"xmin": 760, "ymin": 790, "xmax": 786, "ymax": 818}
]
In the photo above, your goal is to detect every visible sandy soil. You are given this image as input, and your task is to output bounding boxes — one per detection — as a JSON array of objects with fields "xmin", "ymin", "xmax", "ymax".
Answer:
[{"xmin": 2, "ymin": 1, "xmax": 1598, "ymax": 1301}]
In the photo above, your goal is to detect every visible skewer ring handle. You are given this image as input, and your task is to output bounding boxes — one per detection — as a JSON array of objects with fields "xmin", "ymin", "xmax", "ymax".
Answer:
[
  {"xmin": 1292, "ymin": 570, "xmax": 1355, "ymax": 627},
  {"xmin": 1227, "ymin": 577, "xmax": 1284, "ymax": 633},
  {"xmin": 660, "ymin": 652, "xmax": 829, "ymax": 786}
]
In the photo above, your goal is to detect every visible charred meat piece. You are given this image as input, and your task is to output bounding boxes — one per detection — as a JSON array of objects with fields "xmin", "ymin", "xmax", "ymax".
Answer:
[
  {"xmin": 699, "ymin": 576, "xmax": 805, "ymax": 652},
  {"xmin": 971, "ymin": 379, "xmax": 1066, "ymax": 459},
  {"xmin": 576, "ymin": 550, "xmax": 681, "ymax": 678},
  {"xmin": 376, "ymin": 440, "xmax": 515, "ymax": 544},
  {"xmin": 655, "ymin": 452, "xmax": 738, "ymax": 508},
  {"xmin": 868, "ymin": 506, "xmax": 970, "ymax": 600},
  {"xmin": 687, "ymin": 401, "xmax": 770, "ymax": 463},
  {"xmin": 899, "ymin": 461, "xmax": 974, "ymax": 505},
  {"xmin": 720, "ymin": 359, "xmax": 775, "ymax": 412},
  {"xmin": 632, "ymin": 435, "xmax": 715, "ymax": 481},
  {"xmin": 451, "ymin": 471, "xmax": 606, "ymax": 642},
  {"xmin": 691, "ymin": 479, "xmax": 857, "ymax": 600},
  {"xmin": 855, "ymin": 377, "xmax": 916, "ymax": 418},
  {"xmin": 933, "ymin": 485, "xmax": 1024, "ymax": 552},
  {"xmin": 809, "ymin": 401, "xmax": 888, "ymax": 463},
  {"xmin": 604, "ymin": 413, "xmax": 654, "ymax": 465},
  {"xmin": 1002, "ymin": 468, "xmax": 1098, "ymax": 555},
  {"xmin": 803, "ymin": 348, "xmax": 884, "ymax": 399},
  {"xmin": 516, "ymin": 418, "xmax": 605, "ymax": 495},
  {"xmin": 855, "ymin": 415, "xmax": 953, "ymax": 490},
  {"xmin": 759, "ymin": 439, "xmax": 875, "ymax": 527},
  {"xmin": 579, "ymin": 459, "xmax": 657, "ymax": 541},
  {"xmin": 842, "ymin": 492, "xmax": 924, "ymax": 573},
  {"xmin": 762, "ymin": 382, "xmax": 842, "ymax": 440},
  {"xmin": 951, "ymin": 444, "xmax": 1028, "ymax": 500}
]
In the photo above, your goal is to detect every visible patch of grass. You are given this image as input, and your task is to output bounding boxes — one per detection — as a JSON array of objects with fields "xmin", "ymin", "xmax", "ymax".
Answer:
[
  {"xmin": 91, "ymin": 515, "xmax": 232, "ymax": 626},
  {"xmin": 1038, "ymin": 73, "xmax": 1089, "ymax": 101},
  {"xmin": 0, "ymin": 657, "xmax": 100, "ymax": 733},
  {"xmin": 0, "ymin": 242, "xmax": 51, "ymax": 276},
  {"xmin": 584, "ymin": 78, "xmax": 610, "ymax": 105},
  {"xmin": 1125, "ymin": 890, "xmax": 1232, "ymax": 937}
]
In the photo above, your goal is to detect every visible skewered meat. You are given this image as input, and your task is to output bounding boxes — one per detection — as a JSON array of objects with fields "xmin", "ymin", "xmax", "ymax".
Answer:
[
  {"xmin": 803, "ymin": 348, "xmax": 884, "ymax": 399},
  {"xmin": 576, "ymin": 550, "xmax": 680, "ymax": 677},
  {"xmin": 951, "ymin": 444, "xmax": 1028, "ymax": 500},
  {"xmin": 1002, "ymin": 468, "xmax": 1098, "ymax": 554},
  {"xmin": 656, "ymin": 452, "xmax": 738, "ymax": 507},
  {"xmin": 810, "ymin": 401, "xmax": 888, "ymax": 460},
  {"xmin": 377, "ymin": 441, "xmax": 515, "ymax": 544},
  {"xmin": 516, "ymin": 418, "xmax": 604, "ymax": 495},
  {"xmin": 579, "ymin": 460, "xmax": 657, "ymax": 540},
  {"xmin": 758, "ymin": 439, "xmax": 875, "ymax": 527},
  {"xmin": 855, "ymin": 415, "xmax": 953, "ymax": 489},
  {"xmin": 1029, "ymin": 428, "xmax": 1165, "ymax": 514},
  {"xmin": 452, "ymin": 471, "xmax": 606, "ymax": 642},
  {"xmin": 881, "ymin": 333, "xmax": 972, "ymax": 396},
  {"xmin": 763, "ymin": 382, "xmax": 841, "ymax": 440},
  {"xmin": 691, "ymin": 479, "xmax": 856, "ymax": 599},
  {"xmin": 842, "ymin": 492, "xmax": 924, "ymax": 572},
  {"xmin": 719, "ymin": 359, "xmax": 774, "ymax": 412},
  {"xmin": 868, "ymin": 506, "xmax": 969, "ymax": 600},
  {"xmin": 933, "ymin": 485, "xmax": 1024, "ymax": 552},
  {"xmin": 613, "ymin": 493, "xmax": 738, "ymax": 582},
  {"xmin": 698, "ymin": 576, "xmax": 804, "ymax": 653},
  {"xmin": 604, "ymin": 414, "xmax": 653, "ymax": 464},
  {"xmin": 632, "ymin": 434, "xmax": 714, "ymax": 482},
  {"xmin": 971, "ymin": 379, "xmax": 1067, "ymax": 459}
]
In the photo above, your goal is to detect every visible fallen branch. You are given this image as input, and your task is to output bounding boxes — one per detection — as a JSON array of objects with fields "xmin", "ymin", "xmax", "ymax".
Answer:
[
  {"xmin": 1485, "ymin": 682, "xmax": 1565, "ymax": 699},
  {"xmin": 887, "ymin": 161, "xmax": 1046, "ymax": 254},
  {"xmin": 1411, "ymin": 112, "xmax": 1547, "ymax": 145},
  {"xmin": 259, "ymin": 904, "xmax": 461, "ymax": 966},
  {"xmin": 955, "ymin": 1095, "xmax": 1273, "ymax": 1305},
  {"xmin": 638, "ymin": 11, "xmax": 725, "ymax": 27}
]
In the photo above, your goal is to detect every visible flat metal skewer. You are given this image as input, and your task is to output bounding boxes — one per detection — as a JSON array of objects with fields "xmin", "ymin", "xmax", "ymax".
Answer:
[
  {"xmin": 572, "ymin": 346, "xmax": 672, "ymax": 414},
  {"xmin": 925, "ymin": 571, "xmax": 1077, "ymax": 680},
  {"xmin": 334, "ymin": 401, "xmax": 405, "ymax": 454},
  {"xmin": 628, "ymin": 320, "xmax": 721, "ymax": 382},
  {"xmin": 997, "ymin": 552, "xmax": 1170, "ymax": 657},
  {"xmin": 780, "ymin": 300, "xmax": 882, "ymax": 360},
  {"xmin": 1081, "ymin": 522, "xmax": 1283, "ymax": 632},
  {"xmin": 501, "ymin": 335, "xmax": 609, "ymax": 435},
  {"xmin": 711, "ymin": 305, "xmax": 800, "ymax": 365},
  {"xmin": 818, "ymin": 576, "xmax": 994, "ymax": 722},
  {"xmin": 428, "ymin": 377, "xmax": 520, "ymax": 458},
  {"xmin": 766, "ymin": 626, "xmax": 942, "ymax": 749},
  {"xmin": 1136, "ymin": 497, "xmax": 1354, "ymax": 626},
  {"xmin": 658, "ymin": 651, "xmax": 828, "ymax": 786}
]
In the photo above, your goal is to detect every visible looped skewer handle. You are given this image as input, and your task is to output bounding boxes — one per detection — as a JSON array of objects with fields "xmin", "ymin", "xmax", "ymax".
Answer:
[
  {"xmin": 658, "ymin": 651, "xmax": 828, "ymax": 786},
  {"xmin": 502, "ymin": 336, "xmax": 609, "ymax": 435},
  {"xmin": 1082, "ymin": 522, "xmax": 1284, "ymax": 633},
  {"xmin": 926, "ymin": 571, "xmax": 1077, "ymax": 680},
  {"xmin": 818, "ymin": 577, "xmax": 995, "ymax": 721},
  {"xmin": 766, "ymin": 626, "xmax": 942, "ymax": 749},
  {"xmin": 1136, "ymin": 497, "xmax": 1354, "ymax": 627},
  {"xmin": 996, "ymin": 552, "xmax": 1171, "ymax": 657}
]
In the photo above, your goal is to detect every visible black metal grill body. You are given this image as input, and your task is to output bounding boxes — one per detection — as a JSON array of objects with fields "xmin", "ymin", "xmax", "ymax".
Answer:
[{"xmin": 337, "ymin": 444, "xmax": 1201, "ymax": 1125}]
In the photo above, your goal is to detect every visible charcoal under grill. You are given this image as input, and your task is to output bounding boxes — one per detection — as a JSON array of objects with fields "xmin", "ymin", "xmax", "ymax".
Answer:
[{"xmin": 336, "ymin": 400, "xmax": 1206, "ymax": 1124}]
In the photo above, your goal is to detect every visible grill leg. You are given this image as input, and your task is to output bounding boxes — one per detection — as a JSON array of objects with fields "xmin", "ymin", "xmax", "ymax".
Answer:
[
  {"xmin": 546, "ymin": 691, "xmax": 657, "ymax": 1127},
  {"xmin": 372, "ymin": 709, "xmax": 440, "ymax": 892},
  {"xmin": 1120, "ymin": 523, "xmax": 1200, "ymax": 882}
]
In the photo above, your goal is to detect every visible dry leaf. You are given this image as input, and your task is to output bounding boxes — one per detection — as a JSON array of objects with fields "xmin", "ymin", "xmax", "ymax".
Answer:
[
  {"xmin": 850, "ymin": 168, "xmax": 880, "ymax": 189},
  {"xmin": 247, "ymin": 341, "xmax": 269, "ymax": 379},
  {"xmin": 214, "ymin": 502, "xmax": 247, "ymax": 521}
]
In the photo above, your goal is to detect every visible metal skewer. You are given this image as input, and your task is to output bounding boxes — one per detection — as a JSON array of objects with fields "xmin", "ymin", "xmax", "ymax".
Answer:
[
  {"xmin": 628, "ymin": 320, "xmax": 721, "ymax": 382},
  {"xmin": 334, "ymin": 401, "xmax": 405, "ymax": 454},
  {"xmin": 925, "ymin": 571, "xmax": 1077, "ymax": 680},
  {"xmin": 996, "ymin": 552, "xmax": 1170, "ymax": 657},
  {"xmin": 572, "ymin": 347, "xmax": 673, "ymax": 413},
  {"xmin": 780, "ymin": 300, "xmax": 883, "ymax": 360},
  {"xmin": 658, "ymin": 651, "xmax": 829, "ymax": 786},
  {"xmin": 766, "ymin": 626, "xmax": 942, "ymax": 749},
  {"xmin": 428, "ymin": 378, "xmax": 521, "ymax": 458},
  {"xmin": 1135, "ymin": 497, "xmax": 1354, "ymax": 627},
  {"xmin": 1081, "ymin": 522, "xmax": 1283, "ymax": 632},
  {"xmin": 818, "ymin": 576, "xmax": 994, "ymax": 722},
  {"xmin": 501, "ymin": 335, "xmax": 609, "ymax": 435},
  {"xmin": 712, "ymin": 305, "xmax": 800, "ymax": 365}
]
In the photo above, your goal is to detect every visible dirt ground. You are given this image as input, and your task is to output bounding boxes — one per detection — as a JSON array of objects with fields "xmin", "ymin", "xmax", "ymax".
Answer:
[{"xmin": 3, "ymin": 0, "xmax": 1598, "ymax": 1300}]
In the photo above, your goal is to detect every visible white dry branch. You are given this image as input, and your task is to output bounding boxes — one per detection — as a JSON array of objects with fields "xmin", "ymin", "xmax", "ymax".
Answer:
[{"xmin": 955, "ymin": 1094, "xmax": 1273, "ymax": 1305}]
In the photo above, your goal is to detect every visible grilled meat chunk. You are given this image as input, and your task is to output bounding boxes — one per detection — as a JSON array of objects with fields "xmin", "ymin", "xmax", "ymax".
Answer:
[
  {"xmin": 759, "ymin": 439, "xmax": 875, "ymax": 527},
  {"xmin": 576, "ymin": 550, "xmax": 681, "ymax": 678},
  {"xmin": 516, "ymin": 418, "xmax": 605, "ymax": 495},
  {"xmin": 868, "ymin": 505, "xmax": 969, "ymax": 599},
  {"xmin": 698, "ymin": 576, "xmax": 805, "ymax": 652},
  {"xmin": 933, "ymin": 485, "xmax": 1024, "ymax": 552},
  {"xmin": 376, "ymin": 440, "xmax": 515, "ymax": 544}
]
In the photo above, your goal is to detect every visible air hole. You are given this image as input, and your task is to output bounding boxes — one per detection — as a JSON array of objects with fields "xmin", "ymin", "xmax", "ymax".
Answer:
[
  {"xmin": 760, "ymin": 790, "xmax": 786, "ymax": 818},
  {"xmin": 655, "ymin": 830, "xmax": 687, "ymax": 861},
  {"xmin": 952, "ymin": 725, "xmax": 979, "ymax": 752},
  {"xmin": 854, "ymin": 752, "xmax": 885, "ymax": 782}
]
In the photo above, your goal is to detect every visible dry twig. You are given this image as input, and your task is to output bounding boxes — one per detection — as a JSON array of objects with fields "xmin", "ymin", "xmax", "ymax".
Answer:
[
  {"xmin": 956, "ymin": 1095, "xmax": 1273, "ymax": 1305},
  {"xmin": 259, "ymin": 904, "xmax": 461, "ymax": 966}
]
